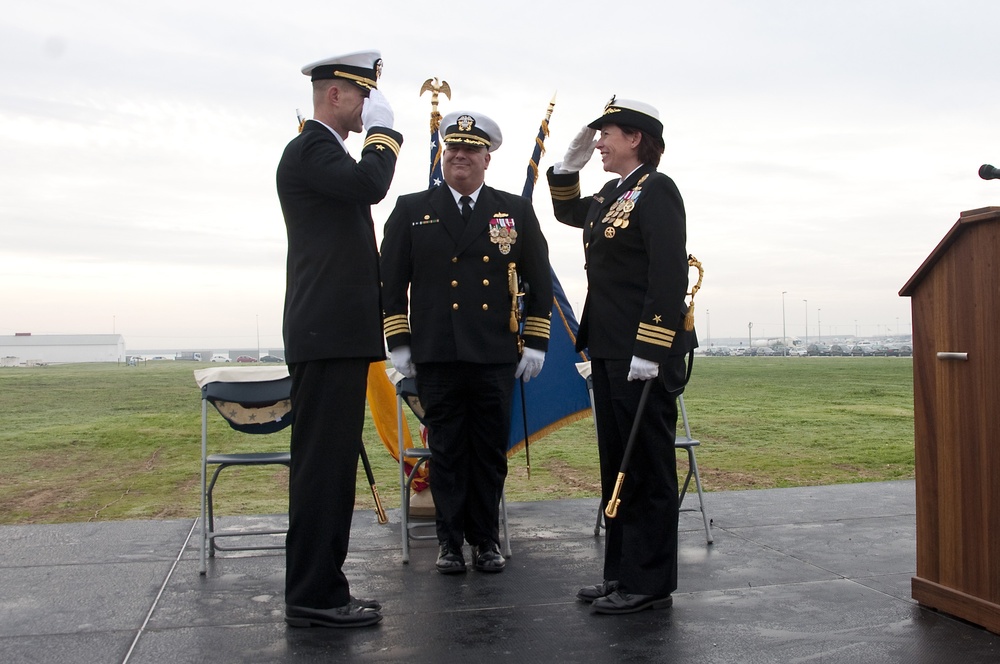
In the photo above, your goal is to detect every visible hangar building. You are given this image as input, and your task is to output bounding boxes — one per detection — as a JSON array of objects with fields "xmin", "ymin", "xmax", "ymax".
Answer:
[{"xmin": 0, "ymin": 334, "xmax": 126, "ymax": 365}]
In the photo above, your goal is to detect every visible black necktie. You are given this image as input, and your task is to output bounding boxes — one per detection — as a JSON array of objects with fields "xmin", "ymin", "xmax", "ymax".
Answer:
[{"xmin": 460, "ymin": 195, "xmax": 473, "ymax": 222}]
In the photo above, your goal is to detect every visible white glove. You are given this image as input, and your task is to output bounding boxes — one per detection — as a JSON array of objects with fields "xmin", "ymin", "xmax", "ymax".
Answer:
[
  {"xmin": 361, "ymin": 89, "xmax": 394, "ymax": 130},
  {"xmin": 555, "ymin": 125, "xmax": 598, "ymax": 173},
  {"xmin": 515, "ymin": 348, "xmax": 546, "ymax": 382},
  {"xmin": 390, "ymin": 345, "xmax": 416, "ymax": 378},
  {"xmin": 627, "ymin": 356, "xmax": 659, "ymax": 381}
]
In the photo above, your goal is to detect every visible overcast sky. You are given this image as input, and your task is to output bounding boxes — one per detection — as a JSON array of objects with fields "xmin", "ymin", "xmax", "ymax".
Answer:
[{"xmin": 3, "ymin": 1, "xmax": 999, "ymax": 350}]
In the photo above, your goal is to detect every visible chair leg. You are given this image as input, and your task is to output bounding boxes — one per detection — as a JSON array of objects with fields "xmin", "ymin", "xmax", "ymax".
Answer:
[
  {"xmin": 500, "ymin": 491, "xmax": 512, "ymax": 558},
  {"xmin": 399, "ymin": 423, "xmax": 410, "ymax": 564},
  {"xmin": 400, "ymin": 450, "xmax": 435, "ymax": 564},
  {"xmin": 205, "ymin": 463, "xmax": 230, "ymax": 557},
  {"xmin": 687, "ymin": 447, "xmax": 714, "ymax": 544},
  {"xmin": 200, "ymin": 398, "xmax": 210, "ymax": 575}
]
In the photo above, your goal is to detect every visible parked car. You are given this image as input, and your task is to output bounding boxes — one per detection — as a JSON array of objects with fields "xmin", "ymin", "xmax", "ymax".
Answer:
[
  {"xmin": 259, "ymin": 355, "xmax": 285, "ymax": 363},
  {"xmin": 829, "ymin": 345, "xmax": 849, "ymax": 356},
  {"xmin": 898, "ymin": 345, "xmax": 913, "ymax": 356},
  {"xmin": 850, "ymin": 345, "xmax": 879, "ymax": 356},
  {"xmin": 807, "ymin": 344, "xmax": 831, "ymax": 356},
  {"xmin": 210, "ymin": 354, "xmax": 231, "ymax": 363},
  {"xmin": 236, "ymin": 355, "xmax": 258, "ymax": 363}
]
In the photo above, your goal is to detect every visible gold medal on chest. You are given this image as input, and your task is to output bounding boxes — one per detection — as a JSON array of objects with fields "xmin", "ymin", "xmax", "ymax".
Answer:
[{"xmin": 490, "ymin": 215, "xmax": 516, "ymax": 255}]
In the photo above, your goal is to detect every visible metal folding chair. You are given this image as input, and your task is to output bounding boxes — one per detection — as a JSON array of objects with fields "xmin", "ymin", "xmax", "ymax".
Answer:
[
  {"xmin": 195, "ymin": 367, "xmax": 293, "ymax": 575},
  {"xmin": 583, "ymin": 370, "xmax": 713, "ymax": 544},
  {"xmin": 395, "ymin": 376, "xmax": 511, "ymax": 564}
]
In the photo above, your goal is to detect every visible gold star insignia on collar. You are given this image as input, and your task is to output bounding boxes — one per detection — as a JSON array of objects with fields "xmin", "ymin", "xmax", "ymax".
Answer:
[{"xmin": 653, "ymin": 314, "xmax": 662, "ymax": 324}]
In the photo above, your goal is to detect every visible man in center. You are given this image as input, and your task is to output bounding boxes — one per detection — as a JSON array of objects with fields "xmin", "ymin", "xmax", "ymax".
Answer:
[{"xmin": 380, "ymin": 111, "xmax": 553, "ymax": 574}]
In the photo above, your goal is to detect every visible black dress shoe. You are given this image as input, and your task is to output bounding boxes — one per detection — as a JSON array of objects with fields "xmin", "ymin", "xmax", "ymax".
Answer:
[
  {"xmin": 351, "ymin": 595, "xmax": 381, "ymax": 611},
  {"xmin": 591, "ymin": 590, "xmax": 673, "ymax": 615},
  {"xmin": 471, "ymin": 541, "xmax": 505, "ymax": 573},
  {"xmin": 576, "ymin": 579, "xmax": 619, "ymax": 602},
  {"xmin": 285, "ymin": 600, "xmax": 382, "ymax": 628},
  {"xmin": 435, "ymin": 543, "xmax": 467, "ymax": 574}
]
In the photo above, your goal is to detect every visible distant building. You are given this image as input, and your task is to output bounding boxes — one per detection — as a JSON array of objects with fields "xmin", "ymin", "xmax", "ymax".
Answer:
[{"xmin": 0, "ymin": 334, "xmax": 126, "ymax": 364}]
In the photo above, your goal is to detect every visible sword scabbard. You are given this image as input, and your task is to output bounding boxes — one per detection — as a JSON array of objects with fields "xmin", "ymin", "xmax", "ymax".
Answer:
[{"xmin": 371, "ymin": 484, "xmax": 388, "ymax": 524}]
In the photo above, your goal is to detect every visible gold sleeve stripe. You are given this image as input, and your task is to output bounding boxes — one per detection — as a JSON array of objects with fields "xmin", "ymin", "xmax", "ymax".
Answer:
[
  {"xmin": 383, "ymin": 314, "xmax": 410, "ymax": 336},
  {"xmin": 523, "ymin": 316, "xmax": 551, "ymax": 338},
  {"xmin": 636, "ymin": 323, "xmax": 676, "ymax": 348},
  {"xmin": 364, "ymin": 134, "xmax": 401, "ymax": 156},
  {"xmin": 549, "ymin": 182, "xmax": 580, "ymax": 201}
]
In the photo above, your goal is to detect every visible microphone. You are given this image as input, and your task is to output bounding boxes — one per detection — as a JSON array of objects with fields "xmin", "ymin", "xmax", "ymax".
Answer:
[{"xmin": 979, "ymin": 164, "xmax": 1000, "ymax": 180}]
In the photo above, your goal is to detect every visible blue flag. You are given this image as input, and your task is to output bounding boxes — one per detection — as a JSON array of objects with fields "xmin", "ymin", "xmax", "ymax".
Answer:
[
  {"xmin": 508, "ymin": 95, "xmax": 592, "ymax": 455},
  {"xmin": 429, "ymin": 126, "xmax": 444, "ymax": 188},
  {"xmin": 508, "ymin": 273, "xmax": 591, "ymax": 454}
]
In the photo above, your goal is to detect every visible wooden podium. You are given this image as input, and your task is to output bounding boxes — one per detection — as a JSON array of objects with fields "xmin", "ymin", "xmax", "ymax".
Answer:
[{"xmin": 900, "ymin": 206, "xmax": 1000, "ymax": 634}]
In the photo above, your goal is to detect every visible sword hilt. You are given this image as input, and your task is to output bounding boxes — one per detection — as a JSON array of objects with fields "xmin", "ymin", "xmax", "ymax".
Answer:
[{"xmin": 605, "ymin": 472, "xmax": 625, "ymax": 519}]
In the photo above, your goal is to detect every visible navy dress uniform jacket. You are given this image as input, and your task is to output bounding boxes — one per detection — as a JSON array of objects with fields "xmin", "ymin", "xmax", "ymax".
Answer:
[
  {"xmin": 277, "ymin": 120, "xmax": 403, "ymax": 363},
  {"xmin": 546, "ymin": 164, "xmax": 693, "ymax": 362},
  {"xmin": 276, "ymin": 119, "xmax": 402, "ymax": 609},
  {"xmin": 548, "ymin": 163, "xmax": 691, "ymax": 598},
  {"xmin": 381, "ymin": 184, "xmax": 553, "ymax": 362}
]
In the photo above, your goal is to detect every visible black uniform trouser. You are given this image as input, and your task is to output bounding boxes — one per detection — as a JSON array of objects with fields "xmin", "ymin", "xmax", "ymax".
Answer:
[
  {"xmin": 592, "ymin": 355, "xmax": 685, "ymax": 597},
  {"xmin": 285, "ymin": 358, "xmax": 369, "ymax": 609},
  {"xmin": 415, "ymin": 361, "xmax": 516, "ymax": 549}
]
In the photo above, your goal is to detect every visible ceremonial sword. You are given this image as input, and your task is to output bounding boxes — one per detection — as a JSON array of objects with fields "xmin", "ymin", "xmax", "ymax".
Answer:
[{"xmin": 604, "ymin": 378, "xmax": 654, "ymax": 519}]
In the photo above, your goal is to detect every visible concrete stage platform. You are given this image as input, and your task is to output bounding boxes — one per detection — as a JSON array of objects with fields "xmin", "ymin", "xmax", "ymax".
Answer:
[{"xmin": 2, "ymin": 480, "xmax": 999, "ymax": 663}]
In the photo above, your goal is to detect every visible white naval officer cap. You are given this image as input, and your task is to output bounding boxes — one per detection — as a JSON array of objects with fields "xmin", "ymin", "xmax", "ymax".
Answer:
[
  {"xmin": 589, "ymin": 96, "xmax": 664, "ymax": 148},
  {"xmin": 301, "ymin": 50, "xmax": 382, "ymax": 90},
  {"xmin": 440, "ymin": 111, "xmax": 503, "ymax": 153}
]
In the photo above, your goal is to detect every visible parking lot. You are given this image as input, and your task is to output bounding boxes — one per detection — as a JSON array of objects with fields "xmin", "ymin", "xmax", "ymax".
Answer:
[{"xmin": 702, "ymin": 342, "xmax": 912, "ymax": 357}]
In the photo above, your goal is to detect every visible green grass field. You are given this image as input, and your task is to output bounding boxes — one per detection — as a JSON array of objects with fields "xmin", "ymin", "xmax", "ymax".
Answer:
[{"xmin": 0, "ymin": 357, "xmax": 915, "ymax": 525}]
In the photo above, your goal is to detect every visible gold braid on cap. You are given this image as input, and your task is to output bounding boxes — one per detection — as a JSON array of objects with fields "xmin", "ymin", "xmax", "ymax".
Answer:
[
  {"xmin": 332, "ymin": 70, "xmax": 377, "ymax": 90},
  {"xmin": 685, "ymin": 254, "xmax": 704, "ymax": 332}
]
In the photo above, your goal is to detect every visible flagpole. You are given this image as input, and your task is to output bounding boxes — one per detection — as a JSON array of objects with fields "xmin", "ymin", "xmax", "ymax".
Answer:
[
  {"xmin": 521, "ymin": 93, "xmax": 556, "ymax": 198},
  {"xmin": 515, "ymin": 94, "xmax": 557, "ymax": 475},
  {"xmin": 519, "ymin": 377, "xmax": 531, "ymax": 478},
  {"xmin": 419, "ymin": 77, "xmax": 451, "ymax": 188}
]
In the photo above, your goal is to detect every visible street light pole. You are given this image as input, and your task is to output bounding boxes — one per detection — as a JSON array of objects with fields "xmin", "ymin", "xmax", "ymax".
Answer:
[
  {"xmin": 781, "ymin": 291, "xmax": 787, "ymax": 356},
  {"xmin": 818, "ymin": 308, "xmax": 821, "ymax": 342},
  {"xmin": 803, "ymin": 299, "xmax": 808, "ymax": 346},
  {"xmin": 706, "ymin": 309, "xmax": 711, "ymax": 347}
]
